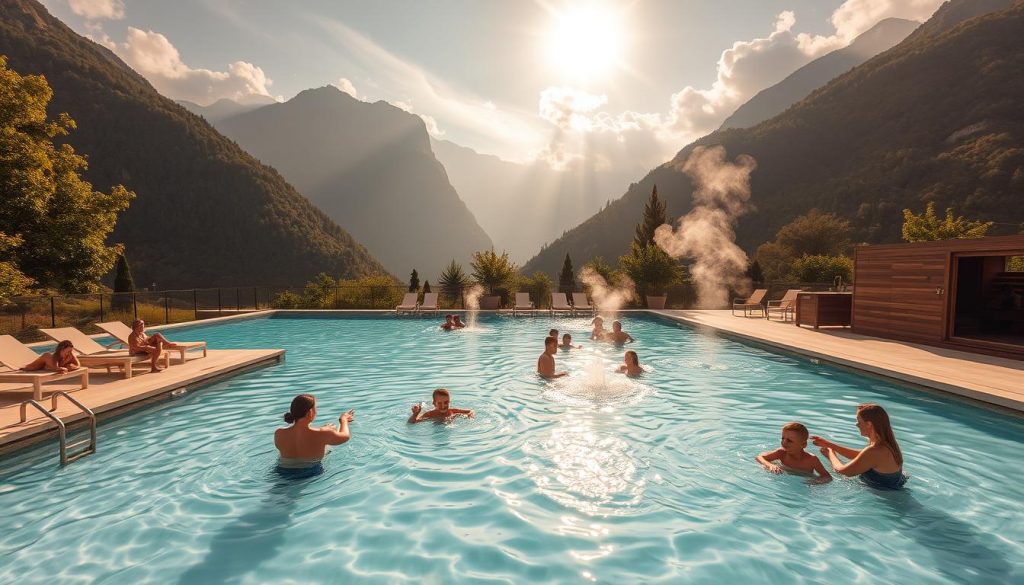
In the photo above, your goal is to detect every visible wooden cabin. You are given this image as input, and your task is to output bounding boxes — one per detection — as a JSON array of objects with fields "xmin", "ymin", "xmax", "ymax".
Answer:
[{"xmin": 852, "ymin": 235, "xmax": 1024, "ymax": 359}]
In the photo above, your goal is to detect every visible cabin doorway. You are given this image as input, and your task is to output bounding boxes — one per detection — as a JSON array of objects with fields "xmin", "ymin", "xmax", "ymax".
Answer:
[{"xmin": 950, "ymin": 252, "xmax": 1024, "ymax": 351}]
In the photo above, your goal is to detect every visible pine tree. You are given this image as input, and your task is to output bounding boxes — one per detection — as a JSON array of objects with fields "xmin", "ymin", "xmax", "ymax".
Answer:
[
  {"xmin": 408, "ymin": 269, "xmax": 420, "ymax": 292},
  {"xmin": 112, "ymin": 253, "xmax": 135, "ymax": 313},
  {"xmin": 422, "ymin": 280, "xmax": 431, "ymax": 294},
  {"xmin": 558, "ymin": 253, "xmax": 575, "ymax": 293},
  {"xmin": 634, "ymin": 185, "xmax": 668, "ymax": 248}
]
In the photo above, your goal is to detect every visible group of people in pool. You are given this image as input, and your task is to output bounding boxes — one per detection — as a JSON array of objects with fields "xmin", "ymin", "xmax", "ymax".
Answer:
[
  {"xmin": 275, "ymin": 315, "xmax": 908, "ymax": 489},
  {"xmin": 19, "ymin": 320, "xmax": 183, "ymax": 374}
]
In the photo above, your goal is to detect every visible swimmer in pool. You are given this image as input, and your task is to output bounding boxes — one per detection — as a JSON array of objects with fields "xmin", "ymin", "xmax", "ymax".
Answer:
[
  {"xmin": 537, "ymin": 336, "xmax": 567, "ymax": 379},
  {"xmin": 274, "ymin": 394, "xmax": 354, "ymax": 471},
  {"xmin": 812, "ymin": 403, "xmax": 907, "ymax": 490},
  {"xmin": 548, "ymin": 328, "xmax": 558, "ymax": 340},
  {"xmin": 756, "ymin": 422, "xmax": 832, "ymax": 480},
  {"xmin": 606, "ymin": 320, "xmax": 634, "ymax": 344},
  {"xmin": 453, "ymin": 315, "xmax": 467, "ymax": 329},
  {"xmin": 441, "ymin": 314, "xmax": 455, "ymax": 330},
  {"xmin": 20, "ymin": 340, "xmax": 80, "ymax": 374},
  {"xmin": 558, "ymin": 333, "xmax": 581, "ymax": 350},
  {"xmin": 617, "ymin": 350, "xmax": 644, "ymax": 376},
  {"xmin": 591, "ymin": 317, "xmax": 607, "ymax": 341},
  {"xmin": 408, "ymin": 388, "xmax": 474, "ymax": 423}
]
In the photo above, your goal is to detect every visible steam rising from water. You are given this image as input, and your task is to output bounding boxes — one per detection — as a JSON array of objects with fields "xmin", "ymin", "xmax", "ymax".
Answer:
[
  {"xmin": 654, "ymin": 146, "xmax": 757, "ymax": 308},
  {"xmin": 464, "ymin": 284, "xmax": 485, "ymax": 329},
  {"xmin": 579, "ymin": 267, "xmax": 635, "ymax": 314}
]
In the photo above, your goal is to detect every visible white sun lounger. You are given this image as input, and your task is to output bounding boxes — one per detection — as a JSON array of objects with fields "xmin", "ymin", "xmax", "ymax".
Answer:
[
  {"xmin": 396, "ymin": 292, "xmax": 419, "ymax": 314},
  {"xmin": 39, "ymin": 327, "xmax": 168, "ymax": 378},
  {"xmin": 571, "ymin": 292, "xmax": 594, "ymax": 316},
  {"xmin": 550, "ymin": 292, "xmax": 573, "ymax": 316},
  {"xmin": 0, "ymin": 335, "xmax": 90, "ymax": 401},
  {"xmin": 95, "ymin": 321, "xmax": 207, "ymax": 364},
  {"xmin": 513, "ymin": 292, "xmax": 535, "ymax": 316},
  {"xmin": 420, "ymin": 292, "xmax": 440, "ymax": 315}
]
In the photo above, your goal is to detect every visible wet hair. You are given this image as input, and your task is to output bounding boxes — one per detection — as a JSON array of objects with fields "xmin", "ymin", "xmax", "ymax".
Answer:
[
  {"xmin": 549, "ymin": 328, "xmax": 558, "ymax": 337},
  {"xmin": 625, "ymin": 350, "xmax": 639, "ymax": 366},
  {"xmin": 283, "ymin": 393, "xmax": 315, "ymax": 424},
  {"xmin": 545, "ymin": 336, "xmax": 557, "ymax": 348},
  {"xmin": 562, "ymin": 333, "xmax": 571, "ymax": 341},
  {"xmin": 131, "ymin": 319, "xmax": 144, "ymax": 329},
  {"xmin": 445, "ymin": 314, "xmax": 453, "ymax": 320},
  {"xmin": 782, "ymin": 422, "xmax": 809, "ymax": 442},
  {"xmin": 432, "ymin": 388, "xmax": 450, "ymax": 400},
  {"xmin": 612, "ymin": 320, "xmax": 622, "ymax": 330},
  {"xmin": 857, "ymin": 403, "xmax": 903, "ymax": 466},
  {"xmin": 54, "ymin": 340, "xmax": 75, "ymax": 366},
  {"xmin": 592, "ymin": 316, "xmax": 603, "ymax": 325}
]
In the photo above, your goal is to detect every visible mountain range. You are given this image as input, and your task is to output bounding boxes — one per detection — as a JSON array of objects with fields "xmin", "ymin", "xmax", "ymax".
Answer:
[
  {"xmin": 178, "ymin": 94, "xmax": 278, "ymax": 123},
  {"xmin": 210, "ymin": 86, "xmax": 493, "ymax": 277},
  {"xmin": 523, "ymin": 0, "xmax": 1024, "ymax": 277},
  {"xmin": 0, "ymin": 0, "xmax": 387, "ymax": 288}
]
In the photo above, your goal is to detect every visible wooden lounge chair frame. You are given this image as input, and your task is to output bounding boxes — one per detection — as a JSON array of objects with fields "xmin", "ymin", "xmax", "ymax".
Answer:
[
  {"xmin": 732, "ymin": 288, "xmax": 768, "ymax": 317},
  {"xmin": 766, "ymin": 289, "xmax": 801, "ymax": 322},
  {"xmin": 571, "ymin": 292, "xmax": 595, "ymax": 316},
  {"xmin": 395, "ymin": 292, "xmax": 419, "ymax": 314},
  {"xmin": 549, "ymin": 292, "xmax": 574, "ymax": 316},
  {"xmin": 420, "ymin": 292, "xmax": 441, "ymax": 316},
  {"xmin": 512, "ymin": 292, "xmax": 535, "ymax": 316},
  {"xmin": 0, "ymin": 335, "xmax": 90, "ymax": 401},
  {"xmin": 95, "ymin": 321, "xmax": 207, "ymax": 364},
  {"xmin": 39, "ymin": 327, "xmax": 169, "ymax": 378}
]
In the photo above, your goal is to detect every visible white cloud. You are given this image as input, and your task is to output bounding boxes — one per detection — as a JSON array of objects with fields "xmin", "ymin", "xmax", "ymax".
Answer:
[
  {"xmin": 68, "ymin": 0, "xmax": 124, "ymax": 20},
  {"xmin": 804, "ymin": 0, "xmax": 944, "ymax": 51},
  {"xmin": 110, "ymin": 27, "xmax": 274, "ymax": 105},
  {"xmin": 333, "ymin": 77, "xmax": 358, "ymax": 98}
]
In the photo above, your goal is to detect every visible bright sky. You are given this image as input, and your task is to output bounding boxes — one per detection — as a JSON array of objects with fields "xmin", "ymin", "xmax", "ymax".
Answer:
[{"xmin": 42, "ymin": 0, "xmax": 944, "ymax": 168}]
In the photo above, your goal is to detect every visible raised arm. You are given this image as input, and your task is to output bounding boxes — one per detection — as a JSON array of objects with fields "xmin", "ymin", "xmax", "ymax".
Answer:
[
  {"xmin": 322, "ymin": 410, "xmax": 354, "ymax": 445},
  {"xmin": 450, "ymin": 408, "xmax": 475, "ymax": 418},
  {"xmin": 810, "ymin": 435, "xmax": 861, "ymax": 460},
  {"xmin": 409, "ymin": 403, "xmax": 425, "ymax": 424},
  {"xmin": 755, "ymin": 448, "xmax": 785, "ymax": 474}
]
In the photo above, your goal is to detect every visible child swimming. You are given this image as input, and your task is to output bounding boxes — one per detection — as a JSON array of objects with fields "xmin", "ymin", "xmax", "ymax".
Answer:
[
  {"xmin": 409, "ymin": 388, "xmax": 474, "ymax": 422},
  {"xmin": 453, "ymin": 315, "xmax": 467, "ymax": 329},
  {"xmin": 756, "ymin": 422, "xmax": 832, "ymax": 480},
  {"xmin": 617, "ymin": 350, "xmax": 643, "ymax": 376},
  {"xmin": 558, "ymin": 333, "xmax": 581, "ymax": 350},
  {"xmin": 591, "ymin": 317, "xmax": 606, "ymax": 341},
  {"xmin": 441, "ymin": 314, "xmax": 455, "ymax": 330}
]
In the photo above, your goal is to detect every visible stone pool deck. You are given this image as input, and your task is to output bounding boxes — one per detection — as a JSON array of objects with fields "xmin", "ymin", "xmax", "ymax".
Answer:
[
  {"xmin": 0, "ymin": 349, "xmax": 284, "ymax": 454},
  {"xmin": 656, "ymin": 310, "xmax": 1024, "ymax": 412}
]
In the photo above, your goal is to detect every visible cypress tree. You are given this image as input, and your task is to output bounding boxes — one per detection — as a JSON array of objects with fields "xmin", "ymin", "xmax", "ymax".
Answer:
[
  {"xmin": 422, "ymin": 280, "xmax": 431, "ymax": 294},
  {"xmin": 634, "ymin": 185, "xmax": 668, "ymax": 247},
  {"xmin": 558, "ymin": 254, "xmax": 575, "ymax": 293},
  {"xmin": 112, "ymin": 253, "xmax": 135, "ymax": 313},
  {"xmin": 408, "ymin": 269, "xmax": 420, "ymax": 292}
]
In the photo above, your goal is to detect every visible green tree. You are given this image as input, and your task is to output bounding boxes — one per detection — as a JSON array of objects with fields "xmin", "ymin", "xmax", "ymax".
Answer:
[
  {"xmin": 558, "ymin": 253, "xmax": 576, "ymax": 293},
  {"xmin": 470, "ymin": 249, "xmax": 517, "ymax": 294},
  {"xmin": 0, "ymin": 233, "xmax": 33, "ymax": 303},
  {"xmin": 582, "ymin": 256, "xmax": 622, "ymax": 288},
  {"xmin": 634, "ymin": 185, "xmax": 668, "ymax": 247},
  {"xmin": 439, "ymin": 259, "xmax": 470, "ymax": 305},
  {"xmin": 791, "ymin": 255, "xmax": 853, "ymax": 283},
  {"xmin": 111, "ymin": 252, "xmax": 135, "ymax": 313},
  {"xmin": 754, "ymin": 210, "xmax": 853, "ymax": 281},
  {"xmin": 901, "ymin": 202, "xmax": 992, "ymax": 242},
  {"xmin": 300, "ymin": 273, "xmax": 337, "ymax": 308},
  {"xmin": 0, "ymin": 57, "xmax": 134, "ymax": 292},
  {"xmin": 408, "ymin": 269, "xmax": 420, "ymax": 292},
  {"xmin": 619, "ymin": 243, "xmax": 683, "ymax": 303},
  {"xmin": 422, "ymin": 280, "xmax": 431, "ymax": 294},
  {"xmin": 517, "ymin": 271, "xmax": 552, "ymax": 308}
]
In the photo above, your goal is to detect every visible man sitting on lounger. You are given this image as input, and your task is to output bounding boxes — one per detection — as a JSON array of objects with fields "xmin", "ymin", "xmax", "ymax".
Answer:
[
  {"xmin": 128, "ymin": 319, "xmax": 183, "ymax": 373},
  {"xmin": 537, "ymin": 336, "xmax": 567, "ymax": 379},
  {"xmin": 606, "ymin": 321, "xmax": 635, "ymax": 344},
  {"xmin": 21, "ymin": 340, "xmax": 80, "ymax": 374}
]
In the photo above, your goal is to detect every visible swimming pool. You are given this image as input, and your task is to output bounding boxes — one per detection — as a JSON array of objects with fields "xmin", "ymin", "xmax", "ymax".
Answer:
[{"xmin": 1, "ymin": 313, "xmax": 1021, "ymax": 584}]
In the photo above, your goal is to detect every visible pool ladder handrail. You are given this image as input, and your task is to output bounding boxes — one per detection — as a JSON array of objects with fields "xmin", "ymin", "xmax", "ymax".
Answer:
[{"xmin": 20, "ymin": 392, "xmax": 97, "ymax": 465}]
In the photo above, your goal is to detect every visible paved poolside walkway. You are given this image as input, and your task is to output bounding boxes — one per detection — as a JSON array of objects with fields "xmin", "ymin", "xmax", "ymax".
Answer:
[
  {"xmin": 0, "ymin": 349, "xmax": 284, "ymax": 454},
  {"xmin": 656, "ymin": 310, "xmax": 1024, "ymax": 412}
]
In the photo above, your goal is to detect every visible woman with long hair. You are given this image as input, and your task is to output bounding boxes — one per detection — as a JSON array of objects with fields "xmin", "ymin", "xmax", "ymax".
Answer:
[
  {"xmin": 811, "ymin": 403, "xmax": 907, "ymax": 489},
  {"xmin": 274, "ymin": 394, "xmax": 354, "ymax": 477},
  {"xmin": 20, "ymin": 340, "xmax": 80, "ymax": 374}
]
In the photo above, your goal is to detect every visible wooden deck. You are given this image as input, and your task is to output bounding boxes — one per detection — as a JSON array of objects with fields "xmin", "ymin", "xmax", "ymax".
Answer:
[
  {"xmin": 0, "ymin": 349, "xmax": 284, "ymax": 453},
  {"xmin": 656, "ymin": 310, "xmax": 1024, "ymax": 412}
]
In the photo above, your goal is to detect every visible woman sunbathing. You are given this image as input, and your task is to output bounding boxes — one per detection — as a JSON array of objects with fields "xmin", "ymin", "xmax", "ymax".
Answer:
[{"xmin": 21, "ymin": 340, "xmax": 80, "ymax": 374}]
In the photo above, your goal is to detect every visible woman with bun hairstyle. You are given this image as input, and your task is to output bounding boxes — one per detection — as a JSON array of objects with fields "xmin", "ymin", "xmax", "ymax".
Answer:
[{"xmin": 274, "ymin": 394, "xmax": 354, "ymax": 477}]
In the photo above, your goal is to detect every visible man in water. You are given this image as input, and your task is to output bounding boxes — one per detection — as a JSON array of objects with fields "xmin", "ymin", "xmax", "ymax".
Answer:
[
  {"xmin": 441, "ymin": 314, "xmax": 455, "ymax": 330},
  {"xmin": 537, "ymin": 336, "xmax": 567, "ymax": 379},
  {"xmin": 453, "ymin": 315, "xmax": 467, "ymax": 328},
  {"xmin": 408, "ymin": 388, "xmax": 474, "ymax": 422},
  {"xmin": 606, "ymin": 321, "xmax": 635, "ymax": 344}
]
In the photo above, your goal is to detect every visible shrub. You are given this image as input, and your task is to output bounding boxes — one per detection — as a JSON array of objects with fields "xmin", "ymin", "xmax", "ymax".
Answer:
[{"xmin": 791, "ymin": 255, "xmax": 853, "ymax": 284}]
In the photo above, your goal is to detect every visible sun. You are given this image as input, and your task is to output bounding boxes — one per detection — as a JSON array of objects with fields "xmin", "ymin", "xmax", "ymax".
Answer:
[{"xmin": 545, "ymin": 5, "xmax": 625, "ymax": 81}]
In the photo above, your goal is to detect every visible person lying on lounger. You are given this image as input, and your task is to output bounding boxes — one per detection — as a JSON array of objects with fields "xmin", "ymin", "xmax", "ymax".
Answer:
[
  {"xmin": 128, "ymin": 319, "xmax": 184, "ymax": 372},
  {"xmin": 408, "ymin": 388, "xmax": 474, "ymax": 423},
  {"xmin": 20, "ymin": 340, "xmax": 80, "ymax": 374},
  {"xmin": 606, "ymin": 321, "xmax": 634, "ymax": 344}
]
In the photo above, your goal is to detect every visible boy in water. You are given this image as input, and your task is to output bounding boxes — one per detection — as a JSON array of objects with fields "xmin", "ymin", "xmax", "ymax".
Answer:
[
  {"xmin": 606, "ymin": 321, "xmax": 635, "ymax": 344},
  {"xmin": 558, "ymin": 333, "xmax": 581, "ymax": 350},
  {"xmin": 441, "ymin": 314, "xmax": 455, "ymax": 330},
  {"xmin": 548, "ymin": 328, "xmax": 558, "ymax": 340},
  {"xmin": 453, "ymin": 315, "xmax": 467, "ymax": 328},
  {"xmin": 756, "ymin": 422, "xmax": 832, "ymax": 480},
  {"xmin": 409, "ymin": 388, "xmax": 474, "ymax": 422},
  {"xmin": 591, "ymin": 317, "xmax": 607, "ymax": 341},
  {"xmin": 537, "ymin": 336, "xmax": 568, "ymax": 379}
]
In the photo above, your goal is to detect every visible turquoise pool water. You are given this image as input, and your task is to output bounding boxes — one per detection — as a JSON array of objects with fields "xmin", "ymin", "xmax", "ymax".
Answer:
[{"xmin": 1, "ymin": 313, "xmax": 1022, "ymax": 584}]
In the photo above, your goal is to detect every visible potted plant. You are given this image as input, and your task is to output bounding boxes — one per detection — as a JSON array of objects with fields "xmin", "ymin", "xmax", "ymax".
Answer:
[{"xmin": 619, "ymin": 243, "xmax": 683, "ymax": 309}]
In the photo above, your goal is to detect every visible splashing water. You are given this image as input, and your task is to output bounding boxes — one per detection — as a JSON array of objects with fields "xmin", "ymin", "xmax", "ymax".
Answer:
[
  {"xmin": 464, "ymin": 284, "xmax": 485, "ymax": 330},
  {"xmin": 579, "ymin": 267, "xmax": 635, "ymax": 315},
  {"xmin": 654, "ymin": 146, "xmax": 757, "ymax": 308}
]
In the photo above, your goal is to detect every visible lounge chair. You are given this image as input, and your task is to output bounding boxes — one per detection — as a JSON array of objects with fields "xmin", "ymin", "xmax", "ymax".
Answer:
[
  {"xmin": 766, "ymin": 289, "xmax": 801, "ymax": 322},
  {"xmin": 420, "ymin": 292, "xmax": 440, "ymax": 315},
  {"xmin": 571, "ymin": 292, "xmax": 594, "ymax": 316},
  {"xmin": 396, "ymin": 292, "xmax": 419, "ymax": 314},
  {"xmin": 95, "ymin": 321, "xmax": 207, "ymax": 364},
  {"xmin": 0, "ymin": 335, "xmax": 90, "ymax": 401},
  {"xmin": 550, "ymin": 292, "xmax": 573, "ymax": 316},
  {"xmin": 512, "ymin": 292, "xmax": 535, "ymax": 316},
  {"xmin": 39, "ymin": 327, "xmax": 169, "ymax": 378},
  {"xmin": 732, "ymin": 288, "xmax": 768, "ymax": 317}
]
